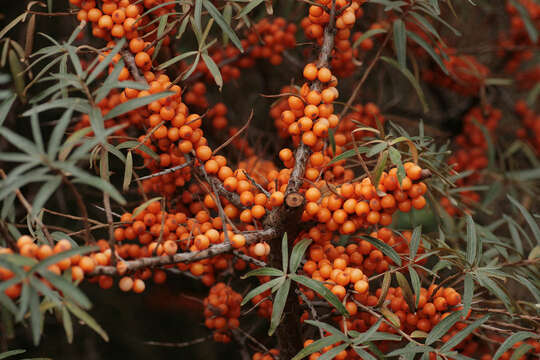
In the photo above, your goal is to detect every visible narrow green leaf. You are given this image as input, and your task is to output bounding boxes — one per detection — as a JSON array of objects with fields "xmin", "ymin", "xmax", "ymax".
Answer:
[
  {"xmin": 290, "ymin": 275, "xmax": 348, "ymax": 316},
  {"xmin": 393, "ymin": 19, "xmax": 407, "ymax": 68},
  {"xmin": 425, "ymin": 310, "xmax": 463, "ymax": 345},
  {"xmin": 61, "ymin": 305, "xmax": 73, "ymax": 344},
  {"xmin": 201, "ymin": 52, "xmax": 223, "ymax": 90},
  {"xmin": 104, "ymin": 91, "xmax": 173, "ymax": 120},
  {"xmin": 353, "ymin": 28, "xmax": 387, "ymax": 49},
  {"xmin": 408, "ymin": 266, "xmax": 421, "ymax": 308},
  {"xmin": 43, "ymin": 272, "xmax": 92, "ymax": 310},
  {"xmin": 304, "ymin": 320, "xmax": 346, "ymax": 338},
  {"xmin": 463, "ymin": 273, "xmax": 474, "ymax": 315},
  {"xmin": 291, "ymin": 334, "xmax": 343, "ymax": 360},
  {"xmin": 240, "ymin": 276, "xmax": 284, "ymax": 306},
  {"xmin": 0, "ymin": 127, "xmax": 38, "ymax": 155},
  {"xmin": 381, "ymin": 56, "xmax": 428, "ymax": 113},
  {"xmin": 282, "ymin": 232, "xmax": 288, "ymax": 273},
  {"xmin": 441, "ymin": 316, "xmax": 489, "ymax": 353},
  {"xmin": 156, "ymin": 50, "xmax": 197, "ymax": 70},
  {"xmin": 366, "ymin": 142, "xmax": 388, "ymax": 158},
  {"xmin": 395, "ymin": 272, "xmax": 415, "ymax": 312},
  {"xmin": 409, "ymin": 225, "xmax": 422, "ymax": 260},
  {"xmin": 507, "ymin": 195, "xmax": 540, "ymax": 244},
  {"xmin": 47, "ymin": 106, "xmax": 74, "ymax": 159},
  {"xmin": 29, "ymin": 246, "xmax": 97, "ymax": 275},
  {"xmin": 380, "ymin": 306, "xmax": 400, "ymax": 327},
  {"xmin": 352, "ymin": 318, "xmax": 383, "ymax": 345},
  {"xmin": 328, "ymin": 147, "xmax": 370, "ymax": 165},
  {"xmin": 29, "ymin": 288, "xmax": 42, "ymax": 346},
  {"xmin": 65, "ymin": 301, "xmax": 109, "ymax": 342},
  {"xmin": 236, "ymin": 0, "xmax": 265, "ymax": 18},
  {"xmin": 0, "ymin": 350, "xmax": 26, "ymax": 360},
  {"xmin": 465, "ymin": 214, "xmax": 477, "ymax": 265},
  {"xmin": 0, "ymin": 93, "xmax": 16, "ymax": 126},
  {"xmin": 510, "ymin": 0, "xmax": 538, "ymax": 43},
  {"xmin": 241, "ymin": 267, "xmax": 284, "ymax": 279},
  {"xmin": 493, "ymin": 331, "xmax": 538, "ymax": 360},
  {"xmin": 318, "ymin": 343, "xmax": 349, "ymax": 360},
  {"xmin": 510, "ymin": 343, "xmax": 534, "ymax": 360},
  {"xmin": 87, "ymin": 39, "xmax": 125, "ymax": 84},
  {"xmin": 352, "ymin": 346, "xmax": 377, "ymax": 360},
  {"xmin": 375, "ymin": 272, "xmax": 392, "ymax": 307},
  {"xmin": 203, "ymin": 0, "xmax": 244, "ymax": 51},
  {"xmin": 406, "ymin": 30, "xmax": 447, "ymax": 74},
  {"xmin": 290, "ymin": 238, "xmax": 312, "ymax": 274},
  {"xmin": 123, "ymin": 151, "xmax": 133, "ymax": 192},
  {"xmin": 359, "ymin": 235, "xmax": 402, "ymax": 266},
  {"xmin": 388, "ymin": 146, "xmax": 406, "ymax": 184},
  {"xmin": 268, "ymin": 277, "xmax": 291, "ymax": 335},
  {"xmin": 31, "ymin": 177, "xmax": 61, "ymax": 218}
]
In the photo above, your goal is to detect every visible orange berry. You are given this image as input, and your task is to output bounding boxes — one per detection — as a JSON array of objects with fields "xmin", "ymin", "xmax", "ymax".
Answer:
[{"xmin": 303, "ymin": 63, "xmax": 318, "ymax": 80}]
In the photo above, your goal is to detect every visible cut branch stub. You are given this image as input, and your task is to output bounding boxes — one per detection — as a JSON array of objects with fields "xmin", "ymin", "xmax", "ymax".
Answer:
[{"xmin": 285, "ymin": 192, "xmax": 304, "ymax": 209}]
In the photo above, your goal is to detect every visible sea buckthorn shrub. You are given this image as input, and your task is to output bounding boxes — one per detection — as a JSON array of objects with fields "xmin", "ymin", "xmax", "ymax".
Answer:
[{"xmin": 0, "ymin": 1, "xmax": 539, "ymax": 359}]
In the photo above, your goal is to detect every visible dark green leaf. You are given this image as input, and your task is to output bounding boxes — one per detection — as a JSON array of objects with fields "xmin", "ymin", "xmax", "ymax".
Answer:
[
  {"xmin": 395, "ymin": 272, "xmax": 415, "ymax": 312},
  {"xmin": 240, "ymin": 276, "xmax": 284, "ymax": 306},
  {"xmin": 358, "ymin": 235, "xmax": 402, "ymax": 266},
  {"xmin": 290, "ymin": 275, "xmax": 348, "ymax": 316},
  {"xmin": 353, "ymin": 28, "xmax": 387, "ymax": 49},
  {"xmin": 388, "ymin": 146, "xmax": 406, "ymax": 184},
  {"xmin": 328, "ymin": 147, "xmax": 370, "ymax": 165},
  {"xmin": 65, "ymin": 301, "xmax": 109, "ymax": 342},
  {"xmin": 318, "ymin": 343, "xmax": 349, "ymax": 360},
  {"xmin": 304, "ymin": 320, "xmax": 346, "ymax": 338},
  {"xmin": 268, "ymin": 277, "xmax": 291, "ymax": 335},
  {"xmin": 406, "ymin": 30, "xmax": 447, "ymax": 74},
  {"xmin": 493, "ymin": 331, "xmax": 538, "ymax": 360},
  {"xmin": 290, "ymin": 238, "xmax": 312, "ymax": 274},
  {"xmin": 507, "ymin": 195, "xmax": 540, "ymax": 244},
  {"xmin": 426, "ymin": 310, "xmax": 463, "ymax": 345},
  {"xmin": 241, "ymin": 267, "xmax": 284, "ymax": 279},
  {"xmin": 29, "ymin": 288, "xmax": 42, "ymax": 346},
  {"xmin": 123, "ymin": 151, "xmax": 133, "ymax": 192},
  {"xmin": 61, "ymin": 305, "xmax": 73, "ymax": 344},
  {"xmin": 236, "ymin": 0, "xmax": 265, "ymax": 18},
  {"xmin": 510, "ymin": 0, "xmax": 538, "ymax": 43},
  {"xmin": 31, "ymin": 177, "xmax": 61, "ymax": 218},
  {"xmin": 43, "ymin": 272, "xmax": 92, "ymax": 310},
  {"xmin": 203, "ymin": 0, "xmax": 244, "ymax": 51},
  {"xmin": 465, "ymin": 214, "xmax": 477, "ymax": 265},
  {"xmin": 29, "ymin": 246, "xmax": 97, "ymax": 275},
  {"xmin": 282, "ymin": 232, "xmax": 288, "ymax": 273},
  {"xmin": 409, "ymin": 225, "xmax": 422, "ymax": 260},
  {"xmin": 408, "ymin": 266, "xmax": 421, "ymax": 308},
  {"xmin": 381, "ymin": 56, "xmax": 428, "ymax": 113},
  {"xmin": 201, "ymin": 52, "xmax": 223, "ymax": 90},
  {"xmin": 104, "ymin": 91, "xmax": 173, "ymax": 120},
  {"xmin": 0, "ymin": 350, "xmax": 26, "ymax": 360},
  {"xmin": 366, "ymin": 142, "xmax": 388, "ymax": 158},
  {"xmin": 463, "ymin": 273, "xmax": 474, "ymax": 315},
  {"xmin": 393, "ymin": 19, "xmax": 407, "ymax": 68},
  {"xmin": 441, "ymin": 316, "xmax": 489, "ymax": 353},
  {"xmin": 87, "ymin": 39, "xmax": 125, "ymax": 84},
  {"xmin": 0, "ymin": 94, "xmax": 16, "ymax": 126},
  {"xmin": 291, "ymin": 334, "xmax": 343, "ymax": 360}
]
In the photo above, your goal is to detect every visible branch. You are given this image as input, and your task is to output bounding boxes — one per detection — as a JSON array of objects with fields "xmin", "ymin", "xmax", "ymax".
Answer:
[
  {"xmin": 90, "ymin": 228, "xmax": 276, "ymax": 276},
  {"xmin": 121, "ymin": 49, "xmax": 147, "ymax": 83}
]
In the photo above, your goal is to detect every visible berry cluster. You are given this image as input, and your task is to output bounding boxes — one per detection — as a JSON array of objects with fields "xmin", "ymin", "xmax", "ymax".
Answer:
[
  {"xmin": 423, "ymin": 47, "xmax": 490, "ymax": 96},
  {"xmin": 203, "ymin": 283, "xmax": 242, "ymax": 343},
  {"xmin": 498, "ymin": 0, "xmax": 540, "ymax": 73}
]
